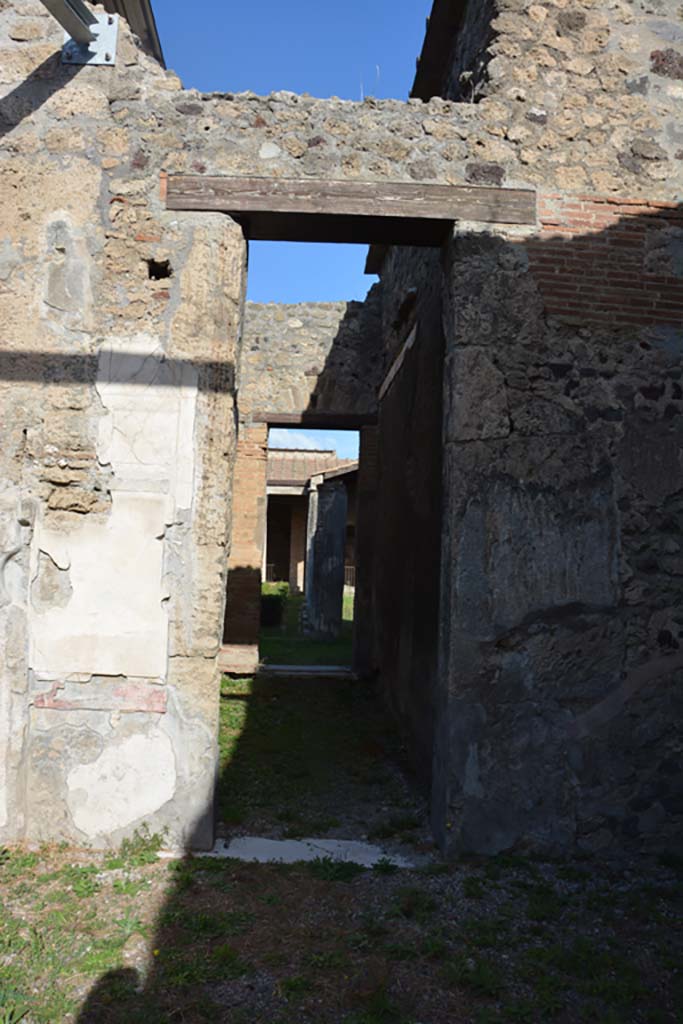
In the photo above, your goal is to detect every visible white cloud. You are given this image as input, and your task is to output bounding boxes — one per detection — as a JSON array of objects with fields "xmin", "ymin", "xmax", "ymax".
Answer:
[
  {"xmin": 268, "ymin": 428, "xmax": 360, "ymax": 460},
  {"xmin": 268, "ymin": 429, "xmax": 323, "ymax": 451}
]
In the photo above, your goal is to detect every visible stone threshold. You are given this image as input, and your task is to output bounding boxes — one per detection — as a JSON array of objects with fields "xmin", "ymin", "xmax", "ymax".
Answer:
[
  {"xmin": 200, "ymin": 836, "xmax": 420, "ymax": 867},
  {"xmin": 258, "ymin": 664, "xmax": 357, "ymax": 680}
]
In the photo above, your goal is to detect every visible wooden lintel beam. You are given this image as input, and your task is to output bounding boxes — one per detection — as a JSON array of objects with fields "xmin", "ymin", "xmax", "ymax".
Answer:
[
  {"xmin": 251, "ymin": 411, "xmax": 377, "ymax": 429},
  {"xmin": 166, "ymin": 175, "xmax": 537, "ymax": 243}
]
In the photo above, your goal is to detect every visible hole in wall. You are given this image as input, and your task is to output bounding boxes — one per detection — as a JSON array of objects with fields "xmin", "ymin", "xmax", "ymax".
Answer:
[{"xmin": 146, "ymin": 259, "xmax": 173, "ymax": 281}]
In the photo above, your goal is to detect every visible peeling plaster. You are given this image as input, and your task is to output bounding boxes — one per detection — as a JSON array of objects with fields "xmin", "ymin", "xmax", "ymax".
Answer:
[
  {"xmin": 42, "ymin": 215, "xmax": 93, "ymax": 332},
  {"xmin": 29, "ymin": 491, "xmax": 169, "ymax": 679},
  {"xmin": 67, "ymin": 730, "xmax": 176, "ymax": 838},
  {"xmin": 30, "ymin": 550, "xmax": 72, "ymax": 614},
  {"xmin": 0, "ymin": 545, "xmax": 21, "ymax": 607},
  {"xmin": 96, "ymin": 334, "xmax": 198, "ymax": 509}
]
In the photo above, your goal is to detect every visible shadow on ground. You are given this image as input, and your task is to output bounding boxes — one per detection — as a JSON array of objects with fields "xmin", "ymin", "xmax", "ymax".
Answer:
[
  {"xmin": 75, "ymin": 673, "xmax": 435, "ymax": 1024},
  {"xmin": 66, "ymin": 674, "xmax": 683, "ymax": 1024}
]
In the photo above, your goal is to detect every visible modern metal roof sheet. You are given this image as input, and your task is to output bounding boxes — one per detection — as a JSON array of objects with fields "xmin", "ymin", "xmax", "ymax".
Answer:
[{"xmin": 103, "ymin": 0, "xmax": 164, "ymax": 66}]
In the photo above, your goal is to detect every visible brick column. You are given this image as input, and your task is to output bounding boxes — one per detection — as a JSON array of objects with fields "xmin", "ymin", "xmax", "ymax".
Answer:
[{"xmin": 220, "ymin": 424, "xmax": 268, "ymax": 674}]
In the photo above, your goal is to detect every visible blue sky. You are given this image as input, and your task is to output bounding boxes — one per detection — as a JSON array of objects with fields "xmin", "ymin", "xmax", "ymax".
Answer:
[
  {"xmin": 154, "ymin": 0, "xmax": 430, "ymax": 457},
  {"xmin": 268, "ymin": 428, "xmax": 359, "ymax": 460},
  {"xmin": 155, "ymin": 1, "xmax": 430, "ymax": 102},
  {"xmin": 155, "ymin": 0, "xmax": 431, "ymax": 303}
]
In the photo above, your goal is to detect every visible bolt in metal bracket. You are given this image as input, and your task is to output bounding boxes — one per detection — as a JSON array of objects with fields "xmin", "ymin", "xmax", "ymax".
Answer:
[
  {"xmin": 38, "ymin": 1, "xmax": 119, "ymax": 65},
  {"xmin": 61, "ymin": 10, "xmax": 119, "ymax": 66}
]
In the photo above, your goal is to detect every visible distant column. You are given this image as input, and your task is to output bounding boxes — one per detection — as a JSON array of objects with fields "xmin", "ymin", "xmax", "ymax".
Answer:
[
  {"xmin": 304, "ymin": 477, "xmax": 347, "ymax": 639},
  {"xmin": 353, "ymin": 426, "xmax": 378, "ymax": 676},
  {"xmin": 289, "ymin": 498, "xmax": 307, "ymax": 593}
]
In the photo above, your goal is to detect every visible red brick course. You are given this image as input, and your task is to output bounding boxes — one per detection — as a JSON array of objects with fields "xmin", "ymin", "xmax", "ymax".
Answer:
[
  {"xmin": 223, "ymin": 425, "xmax": 268, "ymax": 648},
  {"xmin": 529, "ymin": 195, "xmax": 683, "ymax": 327}
]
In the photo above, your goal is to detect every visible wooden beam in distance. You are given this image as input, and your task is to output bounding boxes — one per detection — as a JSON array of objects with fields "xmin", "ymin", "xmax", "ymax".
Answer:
[{"xmin": 251, "ymin": 411, "xmax": 377, "ymax": 429}]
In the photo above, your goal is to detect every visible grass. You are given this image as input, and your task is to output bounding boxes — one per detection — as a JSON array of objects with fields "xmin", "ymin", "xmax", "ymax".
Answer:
[
  {"xmin": 0, "ymin": 676, "xmax": 680, "ymax": 1023},
  {"xmin": 259, "ymin": 589, "xmax": 355, "ymax": 666},
  {"xmin": 0, "ymin": 840, "xmax": 679, "ymax": 1024}
]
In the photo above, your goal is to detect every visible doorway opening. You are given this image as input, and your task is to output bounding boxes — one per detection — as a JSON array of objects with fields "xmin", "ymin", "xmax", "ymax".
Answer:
[
  {"xmin": 220, "ymin": 230, "xmax": 445, "ymax": 838},
  {"xmin": 260, "ymin": 427, "xmax": 360, "ymax": 669}
]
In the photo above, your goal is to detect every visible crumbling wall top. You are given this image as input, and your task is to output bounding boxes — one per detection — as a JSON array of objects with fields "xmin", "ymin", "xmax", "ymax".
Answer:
[{"xmin": 3, "ymin": 0, "xmax": 683, "ymax": 203}]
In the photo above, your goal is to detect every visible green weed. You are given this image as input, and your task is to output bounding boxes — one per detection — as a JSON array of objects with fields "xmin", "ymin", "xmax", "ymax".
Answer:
[
  {"xmin": 556, "ymin": 863, "xmax": 590, "ymax": 883},
  {"xmin": 114, "ymin": 912, "xmax": 145, "ymax": 938},
  {"xmin": 0, "ymin": 989, "xmax": 28, "ymax": 1024},
  {"xmin": 525, "ymin": 883, "xmax": 565, "ymax": 922},
  {"xmin": 77, "ymin": 934, "xmax": 128, "ymax": 974},
  {"xmin": 372, "ymin": 857, "xmax": 399, "ymax": 876},
  {"xmin": 421, "ymin": 933, "xmax": 449, "ymax": 960},
  {"xmin": 119, "ymin": 825, "xmax": 166, "ymax": 867},
  {"xmin": 281, "ymin": 974, "xmax": 314, "ymax": 997},
  {"xmin": 209, "ymin": 943, "xmax": 249, "ymax": 978},
  {"xmin": 305, "ymin": 950, "xmax": 346, "ymax": 970},
  {"xmin": 500, "ymin": 999, "xmax": 535, "ymax": 1022},
  {"xmin": 167, "ymin": 860, "xmax": 195, "ymax": 891},
  {"xmin": 61, "ymin": 865, "xmax": 100, "ymax": 898},
  {"xmin": 0, "ymin": 1009, "xmax": 28, "ymax": 1024},
  {"xmin": 307, "ymin": 856, "xmax": 365, "ymax": 882},
  {"xmin": 384, "ymin": 939, "xmax": 415, "ymax": 961},
  {"xmin": 0, "ymin": 850, "xmax": 39, "ymax": 880},
  {"xmin": 369, "ymin": 814, "xmax": 421, "ymax": 841},
  {"xmin": 658, "ymin": 850, "xmax": 683, "ymax": 877},
  {"xmin": 112, "ymin": 876, "xmax": 150, "ymax": 897},
  {"xmin": 418, "ymin": 862, "xmax": 451, "ymax": 877}
]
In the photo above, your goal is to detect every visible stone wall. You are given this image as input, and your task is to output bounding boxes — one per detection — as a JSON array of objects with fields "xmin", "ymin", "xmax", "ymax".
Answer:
[
  {"xmin": 6, "ymin": 0, "xmax": 683, "ymax": 217},
  {"xmin": 267, "ymin": 0, "xmax": 682, "ymax": 858},
  {"xmin": 443, "ymin": 0, "xmax": 496, "ymax": 102},
  {"xmin": 0, "ymin": 1, "xmax": 247, "ymax": 848},
  {"xmin": 1, "ymin": 203, "xmax": 246, "ymax": 848},
  {"xmin": 439, "ymin": 0, "xmax": 683, "ymax": 197},
  {"xmin": 238, "ymin": 293, "xmax": 383, "ymax": 422},
  {"xmin": 427, "ymin": 206, "xmax": 683, "ymax": 856}
]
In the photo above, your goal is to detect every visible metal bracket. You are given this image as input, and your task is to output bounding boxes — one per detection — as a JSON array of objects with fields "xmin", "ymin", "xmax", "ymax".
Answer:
[
  {"xmin": 61, "ymin": 10, "xmax": 119, "ymax": 66},
  {"xmin": 37, "ymin": 1, "xmax": 119, "ymax": 65}
]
